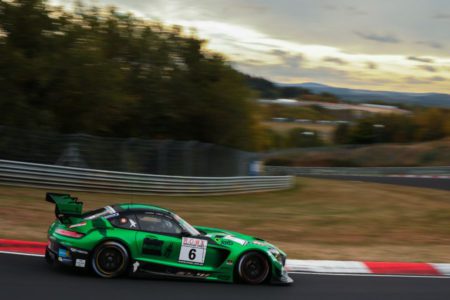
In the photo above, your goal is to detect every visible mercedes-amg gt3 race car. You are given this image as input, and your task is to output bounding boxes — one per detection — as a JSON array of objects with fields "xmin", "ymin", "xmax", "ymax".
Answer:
[{"xmin": 45, "ymin": 193, "xmax": 293, "ymax": 285}]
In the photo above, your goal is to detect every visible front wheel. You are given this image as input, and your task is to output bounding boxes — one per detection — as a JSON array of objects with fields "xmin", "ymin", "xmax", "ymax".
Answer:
[
  {"xmin": 236, "ymin": 251, "xmax": 270, "ymax": 284},
  {"xmin": 91, "ymin": 241, "xmax": 129, "ymax": 278}
]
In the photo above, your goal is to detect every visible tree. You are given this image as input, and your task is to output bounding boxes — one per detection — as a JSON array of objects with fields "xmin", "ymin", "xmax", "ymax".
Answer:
[
  {"xmin": 0, "ymin": 0, "xmax": 264, "ymax": 150},
  {"xmin": 415, "ymin": 109, "xmax": 448, "ymax": 141},
  {"xmin": 333, "ymin": 123, "xmax": 350, "ymax": 144}
]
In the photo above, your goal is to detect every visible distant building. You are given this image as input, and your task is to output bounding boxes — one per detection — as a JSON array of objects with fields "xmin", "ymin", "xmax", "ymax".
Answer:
[
  {"xmin": 258, "ymin": 99, "xmax": 410, "ymax": 115},
  {"xmin": 259, "ymin": 99, "xmax": 299, "ymax": 106}
]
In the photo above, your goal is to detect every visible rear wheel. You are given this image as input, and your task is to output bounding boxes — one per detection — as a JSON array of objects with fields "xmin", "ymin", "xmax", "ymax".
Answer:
[
  {"xmin": 91, "ymin": 241, "xmax": 129, "ymax": 278},
  {"xmin": 236, "ymin": 251, "xmax": 270, "ymax": 285}
]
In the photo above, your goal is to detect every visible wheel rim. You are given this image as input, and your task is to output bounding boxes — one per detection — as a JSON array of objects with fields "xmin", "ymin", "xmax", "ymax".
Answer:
[
  {"xmin": 240, "ymin": 253, "xmax": 269, "ymax": 284},
  {"xmin": 96, "ymin": 247, "xmax": 125, "ymax": 275}
]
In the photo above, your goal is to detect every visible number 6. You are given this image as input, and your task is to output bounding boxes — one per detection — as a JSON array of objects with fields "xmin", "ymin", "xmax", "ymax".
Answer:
[{"xmin": 189, "ymin": 249, "xmax": 196, "ymax": 260}]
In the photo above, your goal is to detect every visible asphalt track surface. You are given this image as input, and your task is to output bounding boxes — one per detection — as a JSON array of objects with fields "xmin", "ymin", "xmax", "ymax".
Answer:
[
  {"xmin": 305, "ymin": 175, "xmax": 450, "ymax": 191},
  {"xmin": 2, "ymin": 253, "xmax": 449, "ymax": 300}
]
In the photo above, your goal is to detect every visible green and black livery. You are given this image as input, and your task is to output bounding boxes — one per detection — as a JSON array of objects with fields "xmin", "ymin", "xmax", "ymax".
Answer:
[{"xmin": 45, "ymin": 193, "xmax": 293, "ymax": 285}]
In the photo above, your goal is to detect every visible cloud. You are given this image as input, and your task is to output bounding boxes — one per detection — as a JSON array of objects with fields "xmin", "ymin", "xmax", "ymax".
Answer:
[
  {"xmin": 235, "ymin": 60, "xmax": 352, "ymax": 85},
  {"xmin": 433, "ymin": 13, "xmax": 450, "ymax": 19},
  {"xmin": 407, "ymin": 56, "xmax": 435, "ymax": 63},
  {"xmin": 323, "ymin": 56, "xmax": 348, "ymax": 65},
  {"xmin": 366, "ymin": 62, "xmax": 378, "ymax": 70},
  {"xmin": 234, "ymin": 3, "xmax": 268, "ymax": 14},
  {"xmin": 404, "ymin": 77, "xmax": 430, "ymax": 84},
  {"xmin": 430, "ymin": 76, "xmax": 446, "ymax": 82},
  {"xmin": 354, "ymin": 31, "xmax": 401, "ymax": 44},
  {"xmin": 49, "ymin": 0, "xmax": 450, "ymax": 94},
  {"xmin": 323, "ymin": 4, "xmax": 338, "ymax": 11},
  {"xmin": 416, "ymin": 40, "xmax": 444, "ymax": 49},
  {"xmin": 242, "ymin": 58, "xmax": 265, "ymax": 65},
  {"xmin": 418, "ymin": 65, "xmax": 437, "ymax": 73},
  {"xmin": 322, "ymin": 4, "xmax": 367, "ymax": 15},
  {"xmin": 271, "ymin": 50, "xmax": 305, "ymax": 69},
  {"xmin": 344, "ymin": 5, "xmax": 368, "ymax": 16},
  {"xmin": 403, "ymin": 75, "xmax": 446, "ymax": 84}
]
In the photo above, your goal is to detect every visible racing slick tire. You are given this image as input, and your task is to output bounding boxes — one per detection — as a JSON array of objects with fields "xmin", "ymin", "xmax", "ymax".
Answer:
[
  {"xmin": 91, "ymin": 241, "xmax": 129, "ymax": 278},
  {"xmin": 236, "ymin": 251, "xmax": 270, "ymax": 285}
]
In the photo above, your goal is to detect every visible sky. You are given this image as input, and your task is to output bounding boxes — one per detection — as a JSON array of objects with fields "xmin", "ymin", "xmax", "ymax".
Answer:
[{"xmin": 51, "ymin": 0, "xmax": 450, "ymax": 93}]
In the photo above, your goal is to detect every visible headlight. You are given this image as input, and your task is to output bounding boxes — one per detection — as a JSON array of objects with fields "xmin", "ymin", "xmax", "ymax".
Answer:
[{"xmin": 269, "ymin": 248, "xmax": 283, "ymax": 263}]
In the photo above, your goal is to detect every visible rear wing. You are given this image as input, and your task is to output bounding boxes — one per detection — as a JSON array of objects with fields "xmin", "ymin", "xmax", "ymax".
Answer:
[{"xmin": 46, "ymin": 193, "xmax": 83, "ymax": 222}]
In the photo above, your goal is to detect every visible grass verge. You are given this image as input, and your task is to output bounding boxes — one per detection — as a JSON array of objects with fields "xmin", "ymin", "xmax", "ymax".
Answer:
[{"xmin": 0, "ymin": 177, "xmax": 449, "ymax": 262}]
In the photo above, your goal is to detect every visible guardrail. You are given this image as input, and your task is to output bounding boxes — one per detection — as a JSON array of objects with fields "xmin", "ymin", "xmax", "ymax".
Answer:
[
  {"xmin": 0, "ymin": 160, "xmax": 294, "ymax": 196},
  {"xmin": 265, "ymin": 166, "xmax": 450, "ymax": 176}
]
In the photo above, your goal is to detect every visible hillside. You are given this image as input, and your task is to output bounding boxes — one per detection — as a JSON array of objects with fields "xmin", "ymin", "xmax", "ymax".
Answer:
[
  {"xmin": 279, "ymin": 82, "xmax": 450, "ymax": 108},
  {"xmin": 266, "ymin": 138, "xmax": 450, "ymax": 167}
]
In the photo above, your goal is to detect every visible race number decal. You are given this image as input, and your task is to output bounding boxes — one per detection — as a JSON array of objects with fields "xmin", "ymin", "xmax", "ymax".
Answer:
[{"xmin": 179, "ymin": 237, "xmax": 208, "ymax": 265}]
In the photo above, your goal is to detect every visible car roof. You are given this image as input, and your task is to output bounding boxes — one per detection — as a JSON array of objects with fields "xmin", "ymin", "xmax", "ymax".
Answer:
[{"xmin": 113, "ymin": 203, "xmax": 172, "ymax": 214}]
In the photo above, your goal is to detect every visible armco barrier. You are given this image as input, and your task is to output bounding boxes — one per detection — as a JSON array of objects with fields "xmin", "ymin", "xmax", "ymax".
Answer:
[
  {"xmin": 0, "ymin": 160, "xmax": 294, "ymax": 196},
  {"xmin": 265, "ymin": 166, "xmax": 450, "ymax": 176}
]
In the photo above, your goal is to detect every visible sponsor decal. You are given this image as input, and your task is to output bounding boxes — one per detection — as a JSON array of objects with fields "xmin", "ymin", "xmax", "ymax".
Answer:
[
  {"xmin": 129, "ymin": 219, "xmax": 137, "ymax": 228},
  {"xmin": 133, "ymin": 261, "xmax": 140, "ymax": 273},
  {"xmin": 69, "ymin": 222, "xmax": 87, "ymax": 229},
  {"xmin": 224, "ymin": 235, "xmax": 247, "ymax": 246},
  {"xmin": 175, "ymin": 271, "xmax": 209, "ymax": 278},
  {"xmin": 75, "ymin": 259, "xmax": 86, "ymax": 268},
  {"xmin": 163, "ymin": 243, "xmax": 173, "ymax": 258},
  {"xmin": 252, "ymin": 240, "xmax": 266, "ymax": 246},
  {"xmin": 142, "ymin": 238, "xmax": 163, "ymax": 256},
  {"xmin": 221, "ymin": 240, "xmax": 233, "ymax": 246},
  {"xmin": 179, "ymin": 237, "xmax": 208, "ymax": 265},
  {"xmin": 58, "ymin": 248, "xmax": 70, "ymax": 258},
  {"xmin": 226, "ymin": 260, "xmax": 233, "ymax": 265},
  {"xmin": 58, "ymin": 257, "xmax": 72, "ymax": 264},
  {"xmin": 70, "ymin": 248, "xmax": 88, "ymax": 255}
]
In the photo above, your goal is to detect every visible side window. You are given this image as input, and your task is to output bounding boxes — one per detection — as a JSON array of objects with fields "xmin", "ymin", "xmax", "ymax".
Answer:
[
  {"xmin": 109, "ymin": 214, "xmax": 139, "ymax": 230},
  {"xmin": 136, "ymin": 213, "xmax": 182, "ymax": 235}
]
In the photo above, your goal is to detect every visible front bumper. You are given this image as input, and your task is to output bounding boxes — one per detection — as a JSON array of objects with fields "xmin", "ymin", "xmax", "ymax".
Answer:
[{"xmin": 271, "ymin": 268, "xmax": 294, "ymax": 285}]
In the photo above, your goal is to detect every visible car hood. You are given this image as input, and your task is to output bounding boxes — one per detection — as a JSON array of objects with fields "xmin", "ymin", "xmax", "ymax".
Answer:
[{"xmin": 194, "ymin": 225, "xmax": 284, "ymax": 254}]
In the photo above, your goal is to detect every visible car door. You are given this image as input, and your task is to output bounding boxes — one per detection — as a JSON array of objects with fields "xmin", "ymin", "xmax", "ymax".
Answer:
[
  {"xmin": 133, "ymin": 212, "xmax": 220, "ymax": 271},
  {"xmin": 134, "ymin": 212, "xmax": 185, "ymax": 266}
]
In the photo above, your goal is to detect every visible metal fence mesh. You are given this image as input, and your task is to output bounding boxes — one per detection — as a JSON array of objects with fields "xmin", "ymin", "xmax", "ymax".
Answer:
[{"xmin": 0, "ymin": 126, "xmax": 257, "ymax": 176}]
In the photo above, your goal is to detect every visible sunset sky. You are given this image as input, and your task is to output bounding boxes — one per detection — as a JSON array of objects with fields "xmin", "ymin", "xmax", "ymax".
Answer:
[{"xmin": 51, "ymin": 0, "xmax": 450, "ymax": 93}]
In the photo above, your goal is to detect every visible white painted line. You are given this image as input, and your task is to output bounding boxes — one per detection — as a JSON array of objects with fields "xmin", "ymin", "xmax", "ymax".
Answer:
[
  {"xmin": 0, "ymin": 250, "xmax": 44, "ymax": 258},
  {"xmin": 287, "ymin": 260, "xmax": 371, "ymax": 274},
  {"xmin": 288, "ymin": 271, "xmax": 450, "ymax": 279}
]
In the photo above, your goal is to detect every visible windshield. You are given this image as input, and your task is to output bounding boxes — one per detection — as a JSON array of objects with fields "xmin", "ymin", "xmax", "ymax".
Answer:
[{"xmin": 173, "ymin": 214, "xmax": 200, "ymax": 236}]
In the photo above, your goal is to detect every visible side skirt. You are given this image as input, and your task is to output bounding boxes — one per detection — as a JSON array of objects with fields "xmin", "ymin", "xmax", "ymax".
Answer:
[{"xmin": 130, "ymin": 260, "xmax": 227, "ymax": 282}]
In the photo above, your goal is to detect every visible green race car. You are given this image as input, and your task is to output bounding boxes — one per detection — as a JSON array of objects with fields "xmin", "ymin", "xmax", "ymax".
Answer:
[{"xmin": 45, "ymin": 193, "xmax": 293, "ymax": 285}]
